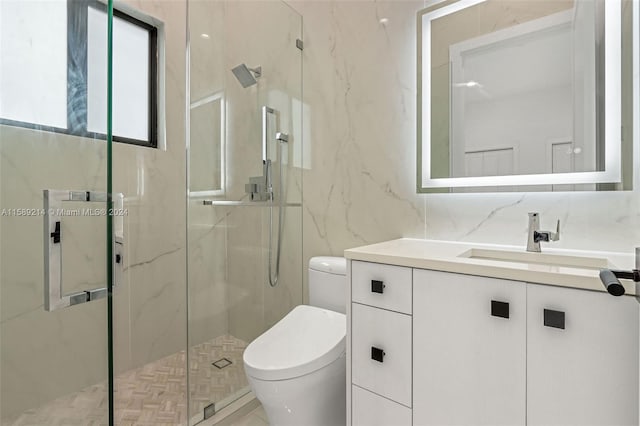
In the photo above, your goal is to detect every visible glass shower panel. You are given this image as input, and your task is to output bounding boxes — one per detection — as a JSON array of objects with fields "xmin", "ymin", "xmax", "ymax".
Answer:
[
  {"xmin": 0, "ymin": 0, "xmax": 113, "ymax": 424},
  {"xmin": 187, "ymin": 0, "xmax": 303, "ymax": 423},
  {"xmin": 107, "ymin": 0, "xmax": 189, "ymax": 424}
]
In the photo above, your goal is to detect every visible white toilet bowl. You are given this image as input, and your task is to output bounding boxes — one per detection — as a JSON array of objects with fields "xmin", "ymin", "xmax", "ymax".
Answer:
[{"xmin": 243, "ymin": 304, "xmax": 346, "ymax": 426}]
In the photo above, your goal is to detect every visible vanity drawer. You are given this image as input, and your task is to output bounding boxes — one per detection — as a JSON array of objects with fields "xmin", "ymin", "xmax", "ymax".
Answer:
[
  {"xmin": 352, "ymin": 385, "xmax": 412, "ymax": 426},
  {"xmin": 351, "ymin": 302, "xmax": 412, "ymax": 406},
  {"xmin": 351, "ymin": 261, "xmax": 412, "ymax": 314}
]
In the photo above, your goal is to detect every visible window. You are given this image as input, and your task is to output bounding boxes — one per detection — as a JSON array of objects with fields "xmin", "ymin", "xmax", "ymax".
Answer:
[{"xmin": 0, "ymin": 0, "xmax": 158, "ymax": 148}]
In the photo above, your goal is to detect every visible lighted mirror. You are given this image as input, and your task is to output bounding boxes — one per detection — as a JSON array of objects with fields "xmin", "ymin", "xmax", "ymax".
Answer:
[{"xmin": 418, "ymin": 0, "xmax": 633, "ymax": 192}]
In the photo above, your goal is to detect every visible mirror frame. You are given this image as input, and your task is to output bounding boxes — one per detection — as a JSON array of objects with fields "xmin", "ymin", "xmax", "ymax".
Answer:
[{"xmin": 417, "ymin": 0, "xmax": 622, "ymax": 192}]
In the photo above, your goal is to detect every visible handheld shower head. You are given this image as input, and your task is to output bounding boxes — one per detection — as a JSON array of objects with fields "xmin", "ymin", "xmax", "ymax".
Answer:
[{"xmin": 231, "ymin": 64, "xmax": 261, "ymax": 88}]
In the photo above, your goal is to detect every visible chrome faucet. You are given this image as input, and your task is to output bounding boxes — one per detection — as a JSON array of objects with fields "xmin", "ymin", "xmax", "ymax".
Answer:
[{"xmin": 527, "ymin": 212, "xmax": 560, "ymax": 252}]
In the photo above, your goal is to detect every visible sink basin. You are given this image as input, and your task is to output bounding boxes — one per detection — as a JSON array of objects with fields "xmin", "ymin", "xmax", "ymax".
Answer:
[{"xmin": 458, "ymin": 248, "xmax": 613, "ymax": 270}]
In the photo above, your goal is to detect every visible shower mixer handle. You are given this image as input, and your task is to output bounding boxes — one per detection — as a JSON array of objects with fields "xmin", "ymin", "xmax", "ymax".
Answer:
[
  {"xmin": 276, "ymin": 132, "xmax": 289, "ymax": 143},
  {"xmin": 245, "ymin": 175, "xmax": 272, "ymax": 201}
]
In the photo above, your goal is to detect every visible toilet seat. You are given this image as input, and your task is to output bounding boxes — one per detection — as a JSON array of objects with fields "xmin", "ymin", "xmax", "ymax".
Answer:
[{"xmin": 243, "ymin": 305, "xmax": 346, "ymax": 381}]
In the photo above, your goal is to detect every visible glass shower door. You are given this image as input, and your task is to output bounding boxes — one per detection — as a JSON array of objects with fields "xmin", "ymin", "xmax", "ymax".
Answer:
[
  {"xmin": 0, "ymin": 0, "xmax": 114, "ymax": 424},
  {"xmin": 187, "ymin": 0, "xmax": 303, "ymax": 423}
]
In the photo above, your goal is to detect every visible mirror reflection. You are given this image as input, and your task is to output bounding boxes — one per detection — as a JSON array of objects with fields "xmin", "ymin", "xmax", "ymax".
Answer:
[
  {"xmin": 190, "ymin": 93, "xmax": 224, "ymax": 195},
  {"xmin": 431, "ymin": 0, "xmax": 599, "ymax": 180}
]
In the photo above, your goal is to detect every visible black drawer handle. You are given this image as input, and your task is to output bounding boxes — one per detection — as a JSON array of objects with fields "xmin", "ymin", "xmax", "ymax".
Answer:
[
  {"xmin": 371, "ymin": 280, "xmax": 385, "ymax": 294},
  {"xmin": 491, "ymin": 300, "xmax": 509, "ymax": 319},
  {"xmin": 371, "ymin": 346, "xmax": 385, "ymax": 362},
  {"xmin": 544, "ymin": 309, "xmax": 565, "ymax": 329}
]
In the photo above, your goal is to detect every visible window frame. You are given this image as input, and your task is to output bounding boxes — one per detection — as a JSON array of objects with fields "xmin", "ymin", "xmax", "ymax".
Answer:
[{"xmin": 0, "ymin": 0, "xmax": 158, "ymax": 148}]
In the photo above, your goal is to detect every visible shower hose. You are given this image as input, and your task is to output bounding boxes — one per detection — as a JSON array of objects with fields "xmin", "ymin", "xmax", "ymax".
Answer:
[{"xmin": 268, "ymin": 140, "xmax": 285, "ymax": 287}]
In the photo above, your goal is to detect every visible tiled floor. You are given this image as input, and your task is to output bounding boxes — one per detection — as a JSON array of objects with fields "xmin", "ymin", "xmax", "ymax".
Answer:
[
  {"xmin": 5, "ymin": 334, "xmax": 249, "ymax": 426},
  {"xmin": 226, "ymin": 405, "xmax": 268, "ymax": 426},
  {"xmin": 188, "ymin": 335, "xmax": 251, "ymax": 420}
]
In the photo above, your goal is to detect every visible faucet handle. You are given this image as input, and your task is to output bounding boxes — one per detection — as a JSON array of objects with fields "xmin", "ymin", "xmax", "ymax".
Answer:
[
  {"xmin": 550, "ymin": 219, "xmax": 560, "ymax": 241},
  {"xmin": 533, "ymin": 219, "xmax": 560, "ymax": 243}
]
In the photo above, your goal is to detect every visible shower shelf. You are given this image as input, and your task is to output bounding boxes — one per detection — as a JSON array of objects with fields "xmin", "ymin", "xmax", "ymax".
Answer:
[{"xmin": 201, "ymin": 200, "xmax": 302, "ymax": 207}]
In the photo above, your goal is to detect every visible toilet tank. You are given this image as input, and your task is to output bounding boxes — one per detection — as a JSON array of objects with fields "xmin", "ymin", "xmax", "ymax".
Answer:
[{"xmin": 308, "ymin": 256, "xmax": 347, "ymax": 314}]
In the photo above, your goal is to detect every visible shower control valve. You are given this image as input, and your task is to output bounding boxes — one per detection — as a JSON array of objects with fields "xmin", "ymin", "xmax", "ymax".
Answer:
[{"xmin": 245, "ymin": 176, "xmax": 272, "ymax": 202}]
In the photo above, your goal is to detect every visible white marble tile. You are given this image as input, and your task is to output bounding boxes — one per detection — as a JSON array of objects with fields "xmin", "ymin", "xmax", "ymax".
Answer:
[
  {"xmin": 226, "ymin": 207, "xmax": 269, "ymax": 343},
  {"xmin": 189, "ymin": 0, "xmax": 226, "ymax": 103},
  {"xmin": 290, "ymin": 0, "xmax": 427, "ymax": 301},
  {"xmin": 425, "ymin": 190, "xmax": 640, "ymax": 253},
  {"xmin": 188, "ymin": 203, "xmax": 229, "ymax": 346}
]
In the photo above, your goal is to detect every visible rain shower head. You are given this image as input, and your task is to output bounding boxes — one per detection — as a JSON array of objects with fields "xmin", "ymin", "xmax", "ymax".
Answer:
[{"xmin": 231, "ymin": 64, "xmax": 262, "ymax": 88}]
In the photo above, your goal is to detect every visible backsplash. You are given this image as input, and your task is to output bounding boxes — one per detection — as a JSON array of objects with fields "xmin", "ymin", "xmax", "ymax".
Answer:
[{"xmin": 425, "ymin": 190, "xmax": 640, "ymax": 253}]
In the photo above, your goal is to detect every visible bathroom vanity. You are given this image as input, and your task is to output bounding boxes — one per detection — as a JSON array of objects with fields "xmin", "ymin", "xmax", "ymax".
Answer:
[{"xmin": 344, "ymin": 238, "xmax": 640, "ymax": 426}]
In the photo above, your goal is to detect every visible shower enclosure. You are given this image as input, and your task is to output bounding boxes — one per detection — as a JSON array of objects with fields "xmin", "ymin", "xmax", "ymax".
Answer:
[
  {"xmin": 187, "ymin": 0, "xmax": 303, "ymax": 423},
  {"xmin": 1, "ymin": 0, "xmax": 302, "ymax": 425}
]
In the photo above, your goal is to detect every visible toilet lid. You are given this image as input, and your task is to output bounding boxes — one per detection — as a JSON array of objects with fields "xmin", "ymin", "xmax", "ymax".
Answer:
[{"xmin": 243, "ymin": 305, "xmax": 346, "ymax": 381}]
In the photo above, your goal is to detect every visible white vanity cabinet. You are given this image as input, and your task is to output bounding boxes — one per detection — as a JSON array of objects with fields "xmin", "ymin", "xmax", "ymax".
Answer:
[
  {"xmin": 412, "ymin": 270, "xmax": 527, "ymax": 426},
  {"xmin": 347, "ymin": 260, "xmax": 639, "ymax": 426},
  {"xmin": 526, "ymin": 283, "xmax": 639, "ymax": 426}
]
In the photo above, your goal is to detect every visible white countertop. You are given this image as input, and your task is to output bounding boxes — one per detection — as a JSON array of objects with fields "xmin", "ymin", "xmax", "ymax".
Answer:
[{"xmin": 344, "ymin": 238, "xmax": 638, "ymax": 296}]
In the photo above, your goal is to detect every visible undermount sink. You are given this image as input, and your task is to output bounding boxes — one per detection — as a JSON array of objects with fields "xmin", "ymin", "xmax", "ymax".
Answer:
[{"xmin": 457, "ymin": 248, "xmax": 613, "ymax": 270}]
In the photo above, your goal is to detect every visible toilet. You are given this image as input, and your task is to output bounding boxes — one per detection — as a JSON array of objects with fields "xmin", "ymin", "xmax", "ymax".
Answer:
[{"xmin": 243, "ymin": 256, "xmax": 347, "ymax": 426}]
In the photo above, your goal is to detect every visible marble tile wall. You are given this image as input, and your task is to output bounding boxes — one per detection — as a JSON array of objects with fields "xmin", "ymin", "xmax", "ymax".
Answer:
[{"xmin": 291, "ymin": 0, "xmax": 427, "ymax": 301}]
